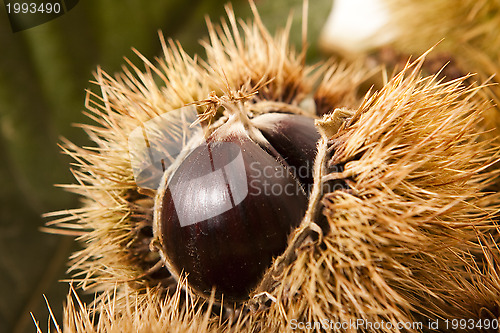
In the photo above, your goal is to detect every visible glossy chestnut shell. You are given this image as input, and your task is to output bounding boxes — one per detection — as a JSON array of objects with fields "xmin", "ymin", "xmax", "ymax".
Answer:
[{"xmin": 154, "ymin": 114, "xmax": 320, "ymax": 301}]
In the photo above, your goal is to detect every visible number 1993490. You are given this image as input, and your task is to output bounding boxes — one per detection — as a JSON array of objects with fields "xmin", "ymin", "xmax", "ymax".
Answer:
[
  {"xmin": 6, "ymin": 2, "xmax": 61, "ymax": 14},
  {"xmin": 444, "ymin": 318, "xmax": 499, "ymax": 330}
]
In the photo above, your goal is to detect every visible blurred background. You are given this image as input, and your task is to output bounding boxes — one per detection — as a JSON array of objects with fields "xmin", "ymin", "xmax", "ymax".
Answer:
[{"xmin": 0, "ymin": 1, "xmax": 333, "ymax": 332}]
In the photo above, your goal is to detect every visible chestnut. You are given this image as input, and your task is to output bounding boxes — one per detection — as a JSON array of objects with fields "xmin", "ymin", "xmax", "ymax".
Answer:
[
  {"xmin": 154, "ymin": 113, "xmax": 320, "ymax": 301},
  {"xmin": 252, "ymin": 113, "xmax": 320, "ymax": 190}
]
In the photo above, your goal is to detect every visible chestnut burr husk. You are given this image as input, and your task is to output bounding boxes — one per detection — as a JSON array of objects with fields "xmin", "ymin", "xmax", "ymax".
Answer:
[
  {"xmin": 154, "ymin": 115, "xmax": 320, "ymax": 301},
  {"xmin": 47, "ymin": 1, "xmax": 500, "ymax": 331}
]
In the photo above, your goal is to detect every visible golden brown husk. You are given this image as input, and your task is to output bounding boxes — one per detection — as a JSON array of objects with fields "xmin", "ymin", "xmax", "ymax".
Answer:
[
  {"xmin": 42, "ymin": 2, "xmax": 500, "ymax": 332},
  {"xmin": 383, "ymin": 0, "xmax": 500, "ymax": 140}
]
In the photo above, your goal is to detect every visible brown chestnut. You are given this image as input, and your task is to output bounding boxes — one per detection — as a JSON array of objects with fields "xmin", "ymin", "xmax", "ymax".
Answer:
[
  {"xmin": 154, "ymin": 114, "xmax": 319, "ymax": 301},
  {"xmin": 251, "ymin": 113, "xmax": 320, "ymax": 190}
]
